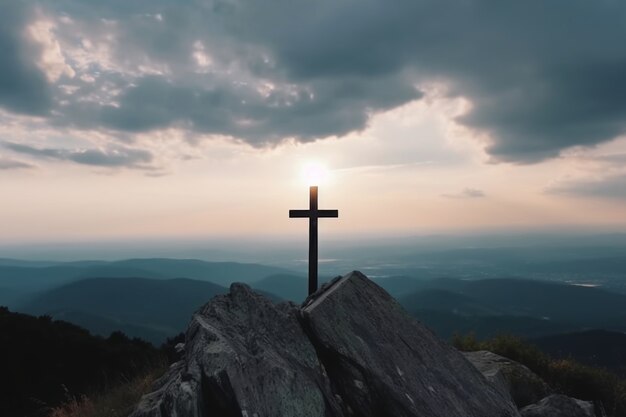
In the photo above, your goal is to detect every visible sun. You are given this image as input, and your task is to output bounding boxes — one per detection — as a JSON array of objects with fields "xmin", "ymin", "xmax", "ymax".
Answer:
[{"xmin": 302, "ymin": 162, "xmax": 330, "ymax": 186}]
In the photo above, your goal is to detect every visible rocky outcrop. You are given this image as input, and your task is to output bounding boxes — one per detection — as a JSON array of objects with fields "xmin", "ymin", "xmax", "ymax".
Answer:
[
  {"xmin": 464, "ymin": 350, "xmax": 551, "ymax": 408},
  {"xmin": 520, "ymin": 394, "xmax": 595, "ymax": 417},
  {"xmin": 464, "ymin": 352, "xmax": 607, "ymax": 417},
  {"xmin": 131, "ymin": 271, "xmax": 520, "ymax": 417},
  {"xmin": 300, "ymin": 273, "xmax": 520, "ymax": 417},
  {"xmin": 131, "ymin": 283, "xmax": 341, "ymax": 417}
]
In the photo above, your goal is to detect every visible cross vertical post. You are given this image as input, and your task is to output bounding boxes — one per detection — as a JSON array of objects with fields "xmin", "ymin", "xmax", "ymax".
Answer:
[
  {"xmin": 309, "ymin": 186, "xmax": 318, "ymax": 295},
  {"xmin": 289, "ymin": 185, "xmax": 338, "ymax": 295}
]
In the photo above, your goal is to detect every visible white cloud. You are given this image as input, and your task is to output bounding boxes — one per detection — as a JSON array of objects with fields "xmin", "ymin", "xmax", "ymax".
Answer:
[{"xmin": 27, "ymin": 17, "xmax": 75, "ymax": 82}]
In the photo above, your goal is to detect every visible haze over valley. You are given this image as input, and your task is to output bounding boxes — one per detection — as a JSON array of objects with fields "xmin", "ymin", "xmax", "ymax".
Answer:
[{"xmin": 3, "ymin": 233, "xmax": 625, "ymax": 368}]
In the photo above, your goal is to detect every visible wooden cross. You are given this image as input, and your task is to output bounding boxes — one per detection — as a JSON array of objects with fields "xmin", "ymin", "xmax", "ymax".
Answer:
[{"xmin": 289, "ymin": 186, "xmax": 338, "ymax": 295}]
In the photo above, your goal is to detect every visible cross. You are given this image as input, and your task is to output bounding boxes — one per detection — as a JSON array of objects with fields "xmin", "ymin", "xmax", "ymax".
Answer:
[{"xmin": 289, "ymin": 186, "xmax": 338, "ymax": 295}]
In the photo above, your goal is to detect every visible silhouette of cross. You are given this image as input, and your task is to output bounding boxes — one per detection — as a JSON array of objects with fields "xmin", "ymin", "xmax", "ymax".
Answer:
[{"xmin": 289, "ymin": 186, "xmax": 338, "ymax": 295}]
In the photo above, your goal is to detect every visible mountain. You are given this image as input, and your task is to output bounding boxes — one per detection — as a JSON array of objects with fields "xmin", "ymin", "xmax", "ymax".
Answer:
[
  {"xmin": 50, "ymin": 310, "xmax": 170, "ymax": 345},
  {"xmin": 0, "ymin": 263, "xmax": 169, "ymax": 307},
  {"xmin": 0, "ymin": 258, "xmax": 62, "ymax": 267},
  {"xmin": 251, "ymin": 274, "xmax": 309, "ymax": 302},
  {"xmin": 412, "ymin": 309, "xmax": 575, "ymax": 340},
  {"xmin": 0, "ymin": 265, "xmax": 86, "ymax": 291},
  {"xmin": 532, "ymin": 330, "xmax": 626, "ymax": 376},
  {"xmin": 398, "ymin": 278, "xmax": 626, "ymax": 339},
  {"xmin": 369, "ymin": 275, "xmax": 430, "ymax": 298},
  {"xmin": 0, "ymin": 307, "xmax": 162, "ymax": 417},
  {"xmin": 0, "ymin": 258, "xmax": 296, "ymax": 308},
  {"xmin": 449, "ymin": 278, "xmax": 626, "ymax": 326},
  {"xmin": 400, "ymin": 278, "xmax": 626, "ymax": 329},
  {"xmin": 23, "ymin": 277, "xmax": 230, "ymax": 344},
  {"xmin": 131, "ymin": 272, "xmax": 519, "ymax": 417},
  {"xmin": 105, "ymin": 258, "xmax": 296, "ymax": 286},
  {"xmin": 131, "ymin": 271, "xmax": 600, "ymax": 417},
  {"xmin": 401, "ymin": 288, "xmax": 500, "ymax": 316}
]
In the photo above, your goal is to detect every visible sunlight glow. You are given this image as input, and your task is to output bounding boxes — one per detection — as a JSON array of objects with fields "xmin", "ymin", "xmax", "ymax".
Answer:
[{"xmin": 302, "ymin": 162, "xmax": 330, "ymax": 186}]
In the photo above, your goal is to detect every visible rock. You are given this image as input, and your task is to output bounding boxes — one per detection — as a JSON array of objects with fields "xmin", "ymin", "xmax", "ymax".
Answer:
[
  {"xmin": 132, "ymin": 271, "xmax": 520, "ymax": 417},
  {"xmin": 131, "ymin": 283, "xmax": 342, "ymax": 417},
  {"xmin": 174, "ymin": 342, "xmax": 185, "ymax": 355},
  {"xmin": 464, "ymin": 350, "xmax": 551, "ymax": 408},
  {"xmin": 520, "ymin": 394, "xmax": 595, "ymax": 417},
  {"xmin": 300, "ymin": 272, "xmax": 520, "ymax": 417}
]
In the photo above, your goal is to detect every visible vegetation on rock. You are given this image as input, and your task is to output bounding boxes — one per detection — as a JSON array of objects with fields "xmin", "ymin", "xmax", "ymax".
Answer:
[{"xmin": 453, "ymin": 333, "xmax": 626, "ymax": 417}]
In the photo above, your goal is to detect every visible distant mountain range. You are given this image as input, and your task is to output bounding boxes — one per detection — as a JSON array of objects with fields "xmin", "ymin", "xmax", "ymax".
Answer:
[
  {"xmin": 4, "ymin": 258, "xmax": 626, "ymax": 353},
  {"xmin": 397, "ymin": 278, "xmax": 626, "ymax": 339},
  {"xmin": 252, "ymin": 275, "xmax": 626, "ymax": 337},
  {"xmin": 0, "ymin": 258, "xmax": 301, "ymax": 343},
  {"xmin": 251, "ymin": 274, "xmax": 311, "ymax": 302},
  {"xmin": 22, "ymin": 277, "xmax": 229, "ymax": 344},
  {"xmin": 0, "ymin": 258, "xmax": 298, "ymax": 308}
]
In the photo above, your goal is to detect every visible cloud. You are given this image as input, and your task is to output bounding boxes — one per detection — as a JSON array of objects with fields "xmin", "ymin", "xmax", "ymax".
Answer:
[
  {"xmin": 1, "ymin": 0, "xmax": 626, "ymax": 163},
  {"xmin": 0, "ymin": 157, "xmax": 34, "ymax": 170},
  {"xmin": 0, "ymin": 2, "xmax": 52, "ymax": 115},
  {"xmin": 592, "ymin": 153, "xmax": 626, "ymax": 166},
  {"xmin": 442, "ymin": 188, "xmax": 486, "ymax": 199},
  {"xmin": 547, "ymin": 175, "xmax": 626, "ymax": 200},
  {"xmin": 3, "ymin": 142, "xmax": 153, "ymax": 169}
]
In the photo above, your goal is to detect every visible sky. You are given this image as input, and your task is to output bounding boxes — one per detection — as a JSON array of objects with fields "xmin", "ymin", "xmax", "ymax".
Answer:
[{"xmin": 1, "ymin": 0, "xmax": 626, "ymax": 245}]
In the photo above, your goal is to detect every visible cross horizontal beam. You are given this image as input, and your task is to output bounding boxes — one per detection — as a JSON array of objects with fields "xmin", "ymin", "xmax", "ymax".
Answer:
[{"xmin": 289, "ymin": 209, "xmax": 339, "ymax": 218}]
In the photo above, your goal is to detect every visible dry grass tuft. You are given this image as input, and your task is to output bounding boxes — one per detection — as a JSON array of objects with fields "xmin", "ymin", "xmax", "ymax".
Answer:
[{"xmin": 49, "ymin": 367, "xmax": 165, "ymax": 417}]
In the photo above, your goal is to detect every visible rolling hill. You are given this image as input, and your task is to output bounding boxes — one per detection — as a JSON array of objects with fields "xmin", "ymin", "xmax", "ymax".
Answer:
[
  {"xmin": 251, "ymin": 274, "xmax": 309, "ymax": 302},
  {"xmin": 108, "ymin": 258, "xmax": 294, "ymax": 286},
  {"xmin": 398, "ymin": 278, "xmax": 626, "ymax": 339},
  {"xmin": 401, "ymin": 288, "xmax": 501, "ymax": 316},
  {"xmin": 401, "ymin": 278, "xmax": 626, "ymax": 324},
  {"xmin": 23, "ymin": 277, "xmax": 230, "ymax": 343},
  {"xmin": 0, "ymin": 258, "xmax": 296, "ymax": 308}
]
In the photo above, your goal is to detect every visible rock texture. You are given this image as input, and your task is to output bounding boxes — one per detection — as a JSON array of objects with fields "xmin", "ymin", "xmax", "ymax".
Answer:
[
  {"xmin": 520, "ymin": 394, "xmax": 595, "ymax": 417},
  {"xmin": 301, "ymin": 273, "xmax": 520, "ymax": 417},
  {"xmin": 131, "ymin": 283, "xmax": 341, "ymax": 417},
  {"xmin": 464, "ymin": 350, "xmax": 551, "ymax": 408},
  {"xmin": 131, "ymin": 271, "xmax": 520, "ymax": 417}
]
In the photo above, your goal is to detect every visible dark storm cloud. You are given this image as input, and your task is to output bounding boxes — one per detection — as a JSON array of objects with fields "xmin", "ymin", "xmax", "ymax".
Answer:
[
  {"xmin": 97, "ymin": 74, "xmax": 421, "ymax": 142},
  {"xmin": 548, "ymin": 175, "xmax": 626, "ymax": 200},
  {"xmin": 0, "ymin": 2, "xmax": 52, "ymax": 115},
  {"xmin": 3, "ymin": 142, "xmax": 153, "ymax": 168},
  {"xmin": 6, "ymin": 0, "xmax": 626, "ymax": 162},
  {"xmin": 219, "ymin": 0, "xmax": 626, "ymax": 162}
]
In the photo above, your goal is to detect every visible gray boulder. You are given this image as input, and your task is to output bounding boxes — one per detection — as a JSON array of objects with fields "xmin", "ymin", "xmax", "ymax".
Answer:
[
  {"xmin": 132, "ymin": 271, "xmax": 520, "ymax": 417},
  {"xmin": 131, "ymin": 283, "xmax": 342, "ymax": 417},
  {"xmin": 464, "ymin": 350, "xmax": 551, "ymax": 407},
  {"xmin": 520, "ymin": 394, "xmax": 595, "ymax": 417},
  {"xmin": 301, "ymin": 272, "xmax": 520, "ymax": 417}
]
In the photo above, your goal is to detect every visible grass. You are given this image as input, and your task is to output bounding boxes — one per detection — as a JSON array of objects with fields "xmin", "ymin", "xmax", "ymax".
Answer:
[
  {"xmin": 453, "ymin": 333, "xmax": 626, "ymax": 417},
  {"xmin": 49, "ymin": 365, "xmax": 167, "ymax": 417}
]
